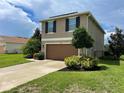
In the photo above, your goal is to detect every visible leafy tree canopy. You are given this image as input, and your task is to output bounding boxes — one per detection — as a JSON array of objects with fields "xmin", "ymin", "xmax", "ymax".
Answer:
[
  {"xmin": 108, "ymin": 27, "xmax": 124, "ymax": 59},
  {"xmin": 22, "ymin": 39, "xmax": 41, "ymax": 55},
  {"xmin": 22, "ymin": 28, "xmax": 41, "ymax": 56},
  {"xmin": 31, "ymin": 28, "xmax": 41, "ymax": 42},
  {"xmin": 72, "ymin": 27, "xmax": 94, "ymax": 49}
]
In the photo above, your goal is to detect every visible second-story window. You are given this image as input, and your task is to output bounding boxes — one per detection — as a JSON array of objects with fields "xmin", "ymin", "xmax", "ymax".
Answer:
[
  {"xmin": 65, "ymin": 16, "xmax": 80, "ymax": 32},
  {"xmin": 45, "ymin": 20, "xmax": 56, "ymax": 33},
  {"xmin": 48, "ymin": 21, "xmax": 54, "ymax": 32},
  {"xmin": 69, "ymin": 18, "xmax": 76, "ymax": 31}
]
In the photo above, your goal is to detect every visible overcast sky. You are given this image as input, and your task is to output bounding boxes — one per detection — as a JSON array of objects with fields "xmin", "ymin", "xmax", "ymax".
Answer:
[{"xmin": 0, "ymin": 0, "xmax": 124, "ymax": 43}]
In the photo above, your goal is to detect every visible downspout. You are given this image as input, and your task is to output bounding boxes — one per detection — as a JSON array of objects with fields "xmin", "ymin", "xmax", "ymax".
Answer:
[
  {"xmin": 40, "ymin": 22, "xmax": 42, "ymax": 52},
  {"xmin": 85, "ymin": 14, "xmax": 91, "ymax": 56}
]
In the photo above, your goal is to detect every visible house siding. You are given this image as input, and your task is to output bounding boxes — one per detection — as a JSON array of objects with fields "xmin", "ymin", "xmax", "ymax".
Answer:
[
  {"xmin": 42, "ymin": 14, "xmax": 88, "ymax": 42},
  {"xmin": 5, "ymin": 43, "xmax": 25, "ymax": 53},
  {"xmin": 88, "ymin": 17, "xmax": 104, "ymax": 57},
  {"xmin": 0, "ymin": 46, "xmax": 5, "ymax": 53}
]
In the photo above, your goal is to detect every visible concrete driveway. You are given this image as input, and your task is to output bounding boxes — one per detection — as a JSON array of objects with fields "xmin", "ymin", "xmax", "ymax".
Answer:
[{"xmin": 0, "ymin": 60, "xmax": 66, "ymax": 92}]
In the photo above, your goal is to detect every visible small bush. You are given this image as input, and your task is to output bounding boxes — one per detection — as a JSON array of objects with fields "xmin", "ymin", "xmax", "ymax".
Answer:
[
  {"xmin": 80, "ymin": 57, "xmax": 98, "ymax": 70},
  {"xmin": 64, "ymin": 55, "xmax": 80, "ymax": 70},
  {"xmin": 33, "ymin": 52, "xmax": 44, "ymax": 60}
]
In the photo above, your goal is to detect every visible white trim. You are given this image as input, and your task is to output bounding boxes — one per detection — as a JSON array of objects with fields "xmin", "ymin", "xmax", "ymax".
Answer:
[
  {"xmin": 46, "ymin": 32, "xmax": 55, "ymax": 34},
  {"xmin": 48, "ymin": 20, "xmax": 54, "ymax": 22},
  {"xmin": 69, "ymin": 16, "xmax": 77, "ymax": 19},
  {"xmin": 68, "ymin": 30, "xmax": 74, "ymax": 32},
  {"xmin": 42, "ymin": 37, "xmax": 72, "ymax": 41}
]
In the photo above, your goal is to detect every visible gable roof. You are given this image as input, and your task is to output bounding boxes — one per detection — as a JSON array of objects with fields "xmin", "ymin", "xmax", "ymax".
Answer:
[
  {"xmin": 40, "ymin": 11, "xmax": 105, "ymax": 34},
  {"xmin": 0, "ymin": 36, "xmax": 28, "ymax": 44}
]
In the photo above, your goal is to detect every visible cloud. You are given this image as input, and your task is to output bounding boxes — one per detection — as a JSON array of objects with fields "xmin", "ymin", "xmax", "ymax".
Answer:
[
  {"xmin": 9, "ymin": 0, "xmax": 124, "ymax": 29},
  {"xmin": 104, "ymin": 29, "xmax": 115, "ymax": 44},
  {"xmin": 0, "ymin": 0, "xmax": 124, "ymax": 42},
  {"xmin": 0, "ymin": 0, "xmax": 36, "ymax": 37}
]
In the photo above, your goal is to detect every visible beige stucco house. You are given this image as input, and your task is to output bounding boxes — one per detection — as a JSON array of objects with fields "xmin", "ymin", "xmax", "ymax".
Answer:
[
  {"xmin": 41, "ymin": 11, "xmax": 105, "ymax": 60},
  {"xmin": 0, "ymin": 36, "xmax": 28, "ymax": 54}
]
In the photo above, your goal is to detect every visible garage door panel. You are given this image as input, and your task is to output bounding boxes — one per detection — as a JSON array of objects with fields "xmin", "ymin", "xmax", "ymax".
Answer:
[{"xmin": 46, "ymin": 44, "xmax": 78, "ymax": 60}]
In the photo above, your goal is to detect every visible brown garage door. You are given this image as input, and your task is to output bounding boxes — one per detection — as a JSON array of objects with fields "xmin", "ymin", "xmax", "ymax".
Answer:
[{"xmin": 46, "ymin": 44, "xmax": 78, "ymax": 60}]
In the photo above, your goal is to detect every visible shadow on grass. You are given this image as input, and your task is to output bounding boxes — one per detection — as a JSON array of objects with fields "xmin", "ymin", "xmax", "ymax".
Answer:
[
  {"xmin": 99, "ymin": 59, "xmax": 120, "ymax": 66},
  {"xmin": 59, "ymin": 65, "xmax": 108, "ymax": 72}
]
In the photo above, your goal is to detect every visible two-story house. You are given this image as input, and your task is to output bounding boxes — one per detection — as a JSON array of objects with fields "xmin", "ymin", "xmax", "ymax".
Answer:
[{"xmin": 41, "ymin": 11, "xmax": 105, "ymax": 60}]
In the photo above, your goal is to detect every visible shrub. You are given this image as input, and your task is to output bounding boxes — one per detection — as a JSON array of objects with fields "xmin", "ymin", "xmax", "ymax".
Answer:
[
  {"xmin": 64, "ymin": 55, "xmax": 80, "ymax": 70},
  {"xmin": 33, "ymin": 52, "xmax": 44, "ymax": 60},
  {"xmin": 22, "ymin": 39, "xmax": 41, "ymax": 56},
  {"xmin": 80, "ymin": 57, "xmax": 98, "ymax": 70},
  {"xmin": 64, "ymin": 56, "xmax": 98, "ymax": 70},
  {"xmin": 24, "ymin": 54, "xmax": 33, "ymax": 59}
]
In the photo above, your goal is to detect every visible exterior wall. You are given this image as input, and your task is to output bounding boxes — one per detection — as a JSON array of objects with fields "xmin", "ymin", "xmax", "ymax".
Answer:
[
  {"xmin": 88, "ymin": 17, "xmax": 104, "ymax": 57},
  {"xmin": 80, "ymin": 15, "xmax": 88, "ymax": 29},
  {"xmin": 42, "ymin": 14, "xmax": 88, "ymax": 39},
  {"xmin": 56, "ymin": 18, "xmax": 66, "ymax": 33},
  {"xmin": 5, "ymin": 43, "xmax": 25, "ymax": 53},
  {"xmin": 0, "ymin": 42, "xmax": 6, "ymax": 54},
  {"xmin": 0, "ymin": 46, "xmax": 5, "ymax": 53}
]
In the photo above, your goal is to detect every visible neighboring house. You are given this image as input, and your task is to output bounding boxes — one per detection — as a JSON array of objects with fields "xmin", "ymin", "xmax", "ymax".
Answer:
[
  {"xmin": 0, "ymin": 36, "xmax": 28, "ymax": 54},
  {"xmin": 41, "ymin": 11, "xmax": 105, "ymax": 60}
]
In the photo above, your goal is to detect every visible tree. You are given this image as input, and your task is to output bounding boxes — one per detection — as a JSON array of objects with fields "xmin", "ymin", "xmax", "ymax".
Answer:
[
  {"xmin": 22, "ymin": 39, "xmax": 41, "ymax": 56},
  {"xmin": 31, "ymin": 28, "xmax": 41, "ymax": 42},
  {"xmin": 108, "ymin": 27, "xmax": 124, "ymax": 59},
  {"xmin": 22, "ymin": 28, "xmax": 41, "ymax": 56},
  {"xmin": 72, "ymin": 27, "xmax": 94, "ymax": 56}
]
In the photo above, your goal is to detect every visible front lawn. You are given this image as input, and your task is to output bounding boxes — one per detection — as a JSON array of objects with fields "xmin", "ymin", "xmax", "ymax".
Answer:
[
  {"xmin": 0, "ymin": 54, "xmax": 31, "ymax": 68},
  {"xmin": 3, "ymin": 55, "xmax": 124, "ymax": 93}
]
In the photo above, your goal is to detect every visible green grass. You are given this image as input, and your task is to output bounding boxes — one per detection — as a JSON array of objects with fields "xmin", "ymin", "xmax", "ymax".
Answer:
[
  {"xmin": 0, "ymin": 54, "xmax": 31, "ymax": 68},
  {"xmin": 3, "ymin": 55, "xmax": 124, "ymax": 93}
]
